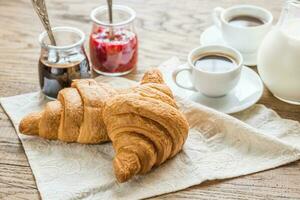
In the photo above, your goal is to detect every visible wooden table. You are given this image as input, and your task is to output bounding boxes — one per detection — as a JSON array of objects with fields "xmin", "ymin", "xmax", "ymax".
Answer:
[{"xmin": 0, "ymin": 0, "xmax": 299, "ymax": 199}]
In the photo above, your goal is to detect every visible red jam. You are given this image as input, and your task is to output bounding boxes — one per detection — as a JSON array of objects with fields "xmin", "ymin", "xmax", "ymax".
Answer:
[{"xmin": 89, "ymin": 27, "xmax": 138, "ymax": 74}]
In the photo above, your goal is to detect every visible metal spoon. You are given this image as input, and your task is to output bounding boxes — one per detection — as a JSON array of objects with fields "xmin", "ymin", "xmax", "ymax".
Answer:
[
  {"xmin": 107, "ymin": 0, "xmax": 114, "ymax": 39},
  {"xmin": 31, "ymin": 0, "xmax": 57, "ymax": 46}
]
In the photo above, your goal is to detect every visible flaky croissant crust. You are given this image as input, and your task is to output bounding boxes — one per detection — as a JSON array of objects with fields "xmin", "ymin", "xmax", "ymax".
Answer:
[
  {"xmin": 19, "ymin": 69, "xmax": 189, "ymax": 182},
  {"xmin": 19, "ymin": 79, "xmax": 115, "ymax": 143}
]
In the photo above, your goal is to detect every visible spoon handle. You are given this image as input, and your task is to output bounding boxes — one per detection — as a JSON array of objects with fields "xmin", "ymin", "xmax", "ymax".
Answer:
[
  {"xmin": 31, "ymin": 0, "xmax": 56, "ymax": 46},
  {"xmin": 106, "ymin": 0, "xmax": 114, "ymax": 39},
  {"xmin": 107, "ymin": 0, "xmax": 113, "ymax": 24}
]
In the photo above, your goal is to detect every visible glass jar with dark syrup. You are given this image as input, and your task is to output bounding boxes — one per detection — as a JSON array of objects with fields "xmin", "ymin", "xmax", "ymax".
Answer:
[{"xmin": 38, "ymin": 26, "xmax": 90, "ymax": 99}]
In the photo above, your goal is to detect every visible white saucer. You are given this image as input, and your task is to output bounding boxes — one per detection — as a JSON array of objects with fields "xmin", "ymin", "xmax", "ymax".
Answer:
[
  {"xmin": 200, "ymin": 26, "xmax": 257, "ymax": 66},
  {"xmin": 164, "ymin": 65, "xmax": 263, "ymax": 114}
]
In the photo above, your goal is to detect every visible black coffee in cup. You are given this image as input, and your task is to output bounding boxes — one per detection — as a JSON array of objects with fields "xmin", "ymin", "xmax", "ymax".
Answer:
[
  {"xmin": 194, "ymin": 54, "xmax": 238, "ymax": 73},
  {"xmin": 228, "ymin": 15, "xmax": 265, "ymax": 27}
]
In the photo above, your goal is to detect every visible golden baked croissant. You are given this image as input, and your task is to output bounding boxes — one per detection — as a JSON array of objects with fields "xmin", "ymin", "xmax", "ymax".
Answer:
[
  {"xmin": 19, "ymin": 69, "xmax": 189, "ymax": 182},
  {"xmin": 102, "ymin": 69, "xmax": 189, "ymax": 182},
  {"xmin": 19, "ymin": 79, "xmax": 116, "ymax": 143}
]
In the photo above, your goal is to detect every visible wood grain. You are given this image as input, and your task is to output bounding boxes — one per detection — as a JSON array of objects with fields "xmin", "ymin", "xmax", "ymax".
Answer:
[{"xmin": 0, "ymin": 0, "xmax": 299, "ymax": 199}]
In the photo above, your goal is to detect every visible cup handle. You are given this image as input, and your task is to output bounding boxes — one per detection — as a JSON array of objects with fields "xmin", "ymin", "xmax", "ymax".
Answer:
[
  {"xmin": 212, "ymin": 7, "xmax": 225, "ymax": 29},
  {"xmin": 172, "ymin": 66, "xmax": 197, "ymax": 91}
]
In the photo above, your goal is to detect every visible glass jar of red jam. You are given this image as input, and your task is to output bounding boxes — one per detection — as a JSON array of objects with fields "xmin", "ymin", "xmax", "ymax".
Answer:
[{"xmin": 90, "ymin": 5, "xmax": 138, "ymax": 76}]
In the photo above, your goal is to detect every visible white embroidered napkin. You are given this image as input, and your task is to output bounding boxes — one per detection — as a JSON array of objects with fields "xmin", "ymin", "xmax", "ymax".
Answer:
[{"xmin": 1, "ymin": 57, "xmax": 300, "ymax": 200}]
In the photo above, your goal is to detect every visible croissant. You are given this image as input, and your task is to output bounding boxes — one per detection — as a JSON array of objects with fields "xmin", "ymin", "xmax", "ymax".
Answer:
[
  {"xmin": 19, "ymin": 79, "xmax": 116, "ymax": 143},
  {"xmin": 19, "ymin": 69, "xmax": 189, "ymax": 182},
  {"xmin": 103, "ymin": 69, "xmax": 189, "ymax": 182}
]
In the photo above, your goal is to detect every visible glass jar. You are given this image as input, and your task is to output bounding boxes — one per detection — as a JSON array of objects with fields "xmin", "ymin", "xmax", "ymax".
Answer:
[
  {"xmin": 39, "ymin": 26, "xmax": 90, "ymax": 99},
  {"xmin": 257, "ymin": 0, "xmax": 300, "ymax": 105},
  {"xmin": 90, "ymin": 5, "xmax": 138, "ymax": 76}
]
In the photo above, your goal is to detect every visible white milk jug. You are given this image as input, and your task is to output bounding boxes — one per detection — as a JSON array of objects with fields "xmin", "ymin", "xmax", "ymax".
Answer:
[{"xmin": 258, "ymin": 0, "xmax": 300, "ymax": 105}]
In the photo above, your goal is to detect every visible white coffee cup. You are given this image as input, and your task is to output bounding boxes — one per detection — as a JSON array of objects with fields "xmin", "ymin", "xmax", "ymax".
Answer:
[
  {"xmin": 213, "ymin": 5, "xmax": 273, "ymax": 54},
  {"xmin": 172, "ymin": 45, "xmax": 243, "ymax": 97}
]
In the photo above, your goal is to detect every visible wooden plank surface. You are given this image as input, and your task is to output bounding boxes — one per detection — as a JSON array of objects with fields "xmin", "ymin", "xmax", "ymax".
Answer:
[{"xmin": 0, "ymin": 0, "xmax": 299, "ymax": 199}]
